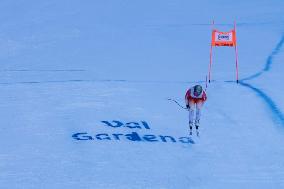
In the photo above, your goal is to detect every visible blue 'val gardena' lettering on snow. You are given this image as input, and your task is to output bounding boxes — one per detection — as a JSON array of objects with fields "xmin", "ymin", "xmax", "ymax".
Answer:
[
  {"xmin": 72, "ymin": 121, "xmax": 194, "ymax": 144},
  {"xmin": 101, "ymin": 120, "xmax": 150, "ymax": 129}
]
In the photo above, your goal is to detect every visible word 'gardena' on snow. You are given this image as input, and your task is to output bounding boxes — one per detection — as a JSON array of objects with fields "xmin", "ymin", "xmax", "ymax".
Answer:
[{"xmin": 72, "ymin": 132, "xmax": 194, "ymax": 144}]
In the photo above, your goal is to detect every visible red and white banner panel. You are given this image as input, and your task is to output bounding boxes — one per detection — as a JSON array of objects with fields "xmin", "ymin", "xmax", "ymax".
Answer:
[{"xmin": 211, "ymin": 30, "xmax": 236, "ymax": 47}]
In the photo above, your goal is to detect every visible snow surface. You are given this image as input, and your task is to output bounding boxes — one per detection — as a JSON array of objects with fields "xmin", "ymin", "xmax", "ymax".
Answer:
[{"xmin": 1, "ymin": 0, "xmax": 284, "ymax": 188}]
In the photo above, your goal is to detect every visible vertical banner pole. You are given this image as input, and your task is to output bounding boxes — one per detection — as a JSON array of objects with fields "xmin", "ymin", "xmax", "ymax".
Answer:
[
  {"xmin": 234, "ymin": 21, "xmax": 239, "ymax": 83},
  {"xmin": 205, "ymin": 75, "xmax": 208, "ymax": 90},
  {"xmin": 235, "ymin": 45, "xmax": 239, "ymax": 83},
  {"xmin": 209, "ymin": 44, "xmax": 213, "ymax": 83},
  {"xmin": 208, "ymin": 20, "xmax": 214, "ymax": 83}
]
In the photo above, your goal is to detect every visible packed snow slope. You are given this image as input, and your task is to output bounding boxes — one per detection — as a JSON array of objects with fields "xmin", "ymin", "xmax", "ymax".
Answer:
[{"xmin": 1, "ymin": 0, "xmax": 284, "ymax": 188}]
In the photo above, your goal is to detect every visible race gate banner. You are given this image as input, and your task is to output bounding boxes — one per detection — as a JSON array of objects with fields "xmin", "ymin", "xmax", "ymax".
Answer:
[
  {"xmin": 211, "ymin": 30, "xmax": 236, "ymax": 47},
  {"xmin": 208, "ymin": 21, "xmax": 239, "ymax": 83}
]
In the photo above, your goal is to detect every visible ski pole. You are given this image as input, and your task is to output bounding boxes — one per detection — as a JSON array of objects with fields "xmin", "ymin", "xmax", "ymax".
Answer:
[{"xmin": 167, "ymin": 98, "xmax": 188, "ymax": 110}]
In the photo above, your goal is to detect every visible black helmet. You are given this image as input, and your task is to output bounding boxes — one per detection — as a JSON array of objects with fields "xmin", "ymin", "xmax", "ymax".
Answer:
[{"xmin": 193, "ymin": 85, "xmax": 202, "ymax": 96}]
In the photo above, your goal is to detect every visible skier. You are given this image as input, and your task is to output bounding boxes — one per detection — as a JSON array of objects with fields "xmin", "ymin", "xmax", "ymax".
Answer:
[{"xmin": 185, "ymin": 85, "xmax": 207, "ymax": 135}]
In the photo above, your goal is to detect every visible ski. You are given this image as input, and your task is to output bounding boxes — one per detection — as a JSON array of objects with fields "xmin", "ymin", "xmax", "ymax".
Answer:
[
  {"xmin": 189, "ymin": 125, "xmax": 200, "ymax": 137},
  {"xmin": 196, "ymin": 125, "xmax": 200, "ymax": 137}
]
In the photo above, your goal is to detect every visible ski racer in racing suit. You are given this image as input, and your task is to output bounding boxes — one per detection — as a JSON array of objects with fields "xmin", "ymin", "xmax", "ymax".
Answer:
[{"xmin": 185, "ymin": 85, "xmax": 207, "ymax": 131}]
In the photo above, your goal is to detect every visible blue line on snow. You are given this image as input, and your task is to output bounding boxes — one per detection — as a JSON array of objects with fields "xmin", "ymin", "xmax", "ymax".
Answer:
[
  {"xmin": 241, "ymin": 33, "xmax": 284, "ymax": 81},
  {"xmin": 0, "ymin": 79, "xmax": 204, "ymax": 86},
  {"xmin": 239, "ymin": 33, "xmax": 284, "ymax": 126},
  {"xmin": 239, "ymin": 81, "xmax": 284, "ymax": 126}
]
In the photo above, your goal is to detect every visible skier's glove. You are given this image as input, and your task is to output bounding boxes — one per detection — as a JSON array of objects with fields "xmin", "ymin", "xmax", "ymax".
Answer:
[{"xmin": 186, "ymin": 105, "xmax": 189, "ymax": 109}]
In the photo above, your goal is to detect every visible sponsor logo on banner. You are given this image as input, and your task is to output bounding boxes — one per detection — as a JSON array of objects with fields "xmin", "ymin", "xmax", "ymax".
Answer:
[{"xmin": 215, "ymin": 32, "xmax": 233, "ymax": 41}]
